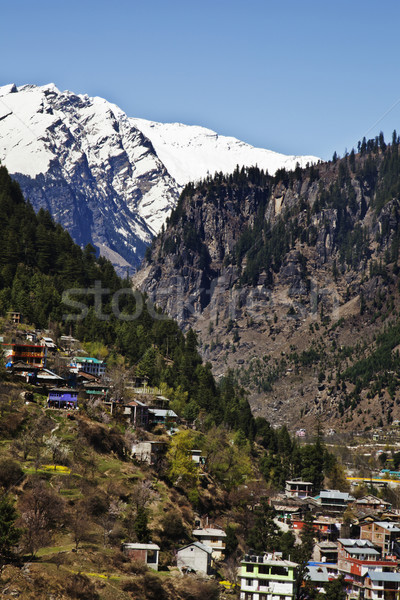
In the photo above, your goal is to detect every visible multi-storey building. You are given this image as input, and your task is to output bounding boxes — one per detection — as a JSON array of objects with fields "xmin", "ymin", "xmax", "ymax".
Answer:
[
  {"xmin": 360, "ymin": 521, "xmax": 400, "ymax": 557},
  {"xmin": 337, "ymin": 538, "xmax": 398, "ymax": 599},
  {"xmin": 240, "ymin": 553, "xmax": 298, "ymax": 600},
  {"xmin": 364, "ymin": 570, "xmax": 400, "ymax": 600},
  {"xmin": 3, "ymin": 342, "xmax": 46, "ymax": 368},
  {"xmin": 285, "ymin": 479, "xmax": 313, "ymax": 498},
  {"xmin": 192, "ymin": 527, "xmax": 227, "ymax": 560},
  {"xmin": 70, "ymin": 356, "xmax": 106, "ymax": 378}
]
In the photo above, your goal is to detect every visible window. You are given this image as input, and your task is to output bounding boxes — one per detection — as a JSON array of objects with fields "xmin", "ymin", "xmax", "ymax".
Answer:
[
  {"xmin": 270, "ymin": 565, "xmax": 288, "ymax": 576},
  {"xmin": 147, "ymin": 550, "xmax": 157, "ymax": 564},
  {"xmin": 246, "ymin": 565, "xmax": 254, "ymax": 573},
  {"xmin": 259, "ymin": 565, "xmax": 269, "ymax": 575},
  {"xmin": 246, "ymin": 579, "xmax": 254, "ymax": 587}
]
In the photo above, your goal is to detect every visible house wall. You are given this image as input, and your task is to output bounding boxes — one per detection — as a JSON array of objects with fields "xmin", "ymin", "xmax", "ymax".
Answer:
[
  {"xmin": 124, "ymin": 548, "xmax": 146, "ymax": 562},
  {"xmin": 177, "ymin": 547, "xmax": 210, "ymax": 574},
  {"xmin": 195, "ymin": 536, "xmax": 225, "ymax": 559}
]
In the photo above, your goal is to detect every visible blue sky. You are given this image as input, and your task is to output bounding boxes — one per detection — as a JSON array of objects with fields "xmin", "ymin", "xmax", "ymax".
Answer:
[{"xmin": 2, "ymin": 0, "xmax": 400, "ymax": 160}]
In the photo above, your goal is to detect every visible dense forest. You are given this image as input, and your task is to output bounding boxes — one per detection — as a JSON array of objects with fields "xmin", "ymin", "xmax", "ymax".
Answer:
[{"xmin": 159, "ymin": 130, "xmax": 400, "ymax": 287}]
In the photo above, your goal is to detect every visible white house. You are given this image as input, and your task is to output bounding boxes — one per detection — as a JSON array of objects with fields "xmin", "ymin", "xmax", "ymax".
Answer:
[
  {"xmin": 177, "ymin": 541, "xmax": 212, "ymax": 574},
  {"xmin": 365, "ymin": 570, "xmax": 400, "ymax": 599},
  {"xmin": 192, "ymin": 527, "xmax": 226, "ymax": 560},
  {"xmin": 131, "ymin": 440, "xmax": 166, "ymax": 465}
]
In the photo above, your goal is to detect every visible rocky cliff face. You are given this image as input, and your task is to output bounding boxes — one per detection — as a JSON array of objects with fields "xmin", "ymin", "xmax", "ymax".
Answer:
[
  {"xmin": 134, "ymin": 145, "xmax": 400, "ymax": 431},
  {"xmin": 0, "ymin": 83, "xmax": 318, "ymax": 272}
]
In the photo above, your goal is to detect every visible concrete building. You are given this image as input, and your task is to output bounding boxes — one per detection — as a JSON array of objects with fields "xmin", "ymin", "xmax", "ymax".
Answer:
[
  {"xmin": 4, "ymin": 342, "xmax": 47, "ymax": 368},
  {"xmin": 177, "ymin": 541, "xmax": 212, "ymax": 574},
  {"xmin": 337, "ymin": 538, "xmax": 398, "ymax": 598},
  {"xmin": 285, "ymin": 479, "xmax": 313, "ymax": 498},
  {"xmin": 47, "ymin": 388, "xmax": 78, "ymax": 409},
  {"xmin": 70, "ymin": 356, "xmax": 106, "ymax": 378},
  {"xmin": 192, "ymin": 527, "xmax": 227, "ymax": 560},
  {"xmin": 131, "ymin": 440, "xmax": 166, "ymax": 465},
  {"xmin": 360, "ymin": 521, "xmax": 400, "ymax": 557},
  {"xmin": 240, "ymin": 553, "xmax": 298, "ymax": 600},
  {"xmin": 364, "ymin": 570, "xmax": 400, "ymax": 600}
]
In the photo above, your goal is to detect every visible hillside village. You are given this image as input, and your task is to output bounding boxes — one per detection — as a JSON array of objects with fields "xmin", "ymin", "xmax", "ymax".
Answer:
[
  {"xmin": 2, "ymin": 137, "xmax": 400, "ymax": 599},
  {"xmin": 3, "ymin": 314, "xmax": 400, "ymax": 599}
]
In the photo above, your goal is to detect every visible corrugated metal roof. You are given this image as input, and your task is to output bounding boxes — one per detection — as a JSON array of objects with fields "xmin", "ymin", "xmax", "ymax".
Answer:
[
  {"xmin": 122, "ymin": 543, "xmax": 160, "ymax": 550},
  {"xmin": 306, "ymin": 565, "xmax": 330, "ymax": 582},
  {"xmin": 375, "ymin": 521, "xmax": 400, "ymax": 532},
  {"xmin": 348, "ymin": 548, "xmax": 379, "ymax": 556},
  {"xmin": 320, "ymin": 490, "xmax": 354, "ymax": 501},
  {"xmin": 193, "ymin": 528, "xmax": 227, "ymax": 538},
  {"xmin": 367, "ymin": 571, "xmax": 400, "ymax": 582}
]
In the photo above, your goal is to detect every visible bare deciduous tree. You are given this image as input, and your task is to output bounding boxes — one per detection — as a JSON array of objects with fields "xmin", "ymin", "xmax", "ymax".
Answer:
[
  {"xmin": 68, "ymin": 501, "xmax": 92, "ymax": 551},
  {"xmin": 18, "ymin": 480, "xmax": 65, "ymax": 556}
]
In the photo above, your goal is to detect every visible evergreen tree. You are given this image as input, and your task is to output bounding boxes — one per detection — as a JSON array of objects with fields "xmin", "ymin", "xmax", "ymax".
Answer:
[
  {"xmin": 0, "ymin": 496, "xmax": 21, "ymax": 566},
  {"xmin": 134, "ymin": 506, "xmax": 149, "ymax": 542},
  {"xmin": 246, "ymin": 500, "xmax": 280, "ymax": 553},
  {"xmin": 319, "ymin": 574, "xmax": 346, "ymax": 600}
]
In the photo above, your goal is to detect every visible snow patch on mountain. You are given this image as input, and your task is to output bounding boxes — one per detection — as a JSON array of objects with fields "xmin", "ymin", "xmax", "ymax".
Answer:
[
  {"xmin": 0, "ymin": 83, "xmax": 320, "ymax": 270},
  {"xmin": 0, "ymin": 84, "xmax": 179, "ymax": 269}
]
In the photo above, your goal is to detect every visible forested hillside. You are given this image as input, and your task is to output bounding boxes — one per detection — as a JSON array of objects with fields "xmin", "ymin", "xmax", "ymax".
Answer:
[
  {"xmin": 0, "ymin": 164, "xmax": 251, "ymax": 432},
  {"xmin": 0, "ymin": 164, "xmax": 343, "ymax": 600},
  {"xmin": 135, "ymin": 132, "xmax": 400, "ymax": 431}
]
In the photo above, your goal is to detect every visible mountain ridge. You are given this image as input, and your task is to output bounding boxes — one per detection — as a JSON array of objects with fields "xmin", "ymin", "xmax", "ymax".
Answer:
[{"xmin": 0, "ymin": 83, "xmax": 319, "ymax": 271}]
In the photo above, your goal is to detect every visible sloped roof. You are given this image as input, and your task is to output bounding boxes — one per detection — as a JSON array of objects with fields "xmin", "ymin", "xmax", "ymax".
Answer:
[
  {"xmin": 338, "ymin": 539, "xmax": 375, "ymax": 548},
  {"xmin": 149, "ymin": 408, "xmax": 178, "ymax": 418},
  {"xmin": 73, "ymin": 356, "xmax": 104, "ymax": 364},
  {"xmin": 306, "ymin": 565, "xmax": 330, "ymax": 583},
  {"xmin": 320, "ymin": 490, "xmax": 354, "ymax": 501},
  {"xmin": 193, "ymin": 528, "xmax": 227, "ymax": 538},
  {"xmin": 178, "ymin": 541, "xmax": 212, "ymax": 554},
  {"xmin": 122, "ymin": 543, "xmax": 160, "ymax": 550},
  {"xmin": 374, "ymin": 521, "xmax": 400, "ymax": 532}
]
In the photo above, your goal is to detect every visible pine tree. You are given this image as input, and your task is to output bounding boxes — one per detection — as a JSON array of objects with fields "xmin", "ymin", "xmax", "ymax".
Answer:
[{"xmin": 0, "ymin": 495, "xmax": 21, "ymax": 566}]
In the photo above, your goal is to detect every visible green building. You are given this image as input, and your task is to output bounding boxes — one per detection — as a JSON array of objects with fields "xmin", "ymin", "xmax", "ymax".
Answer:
[{"xmin": 240, "ymin": 553, "xmax": 298, "ymax": 600}]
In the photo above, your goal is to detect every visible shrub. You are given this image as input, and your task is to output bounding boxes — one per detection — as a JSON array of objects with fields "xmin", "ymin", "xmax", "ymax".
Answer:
[
  {"xmin": 65, "ymin": 573, "xmax": 99, "ymax": 600},
  {"xmin": 0, "ymin": 459, "xmax": 24, "ymax": 491}
]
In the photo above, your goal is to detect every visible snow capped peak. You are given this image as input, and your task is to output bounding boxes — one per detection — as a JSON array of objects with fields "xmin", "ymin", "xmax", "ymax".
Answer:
[
  {"xmin": 130, "ymin": 117, "xmax": 319, "ymax": 186},
  {"xmin": 0, "ymin": 83, "xmax": 17, "ymax": 97}
]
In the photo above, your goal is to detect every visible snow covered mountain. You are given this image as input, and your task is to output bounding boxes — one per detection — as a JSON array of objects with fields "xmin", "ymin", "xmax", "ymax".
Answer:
[
  {"xmin": 129, "ymin": 118, "xmax": 319, "ymax": 187},
  {"xmin": 0, "ymin": 83, "xmax": 319, "ymax": 270}
]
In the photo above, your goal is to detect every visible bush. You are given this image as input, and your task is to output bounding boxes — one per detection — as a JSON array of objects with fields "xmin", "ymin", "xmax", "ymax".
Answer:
[
  {"xmin": 0, "ymin": 458, "xmax": 24, "ymax": 490},
  {"xmin": 160, "ymin": 510, "xmax": 186, "ymax": 547},
  {"xmin": 65, "ymin": 573, "xmax": 99, "ymax": 600}
]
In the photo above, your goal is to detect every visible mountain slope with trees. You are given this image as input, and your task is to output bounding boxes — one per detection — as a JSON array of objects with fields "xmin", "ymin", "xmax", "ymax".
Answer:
[
  {"xmin": 0, "ymin": 164, "xmax": 253, "ymax": 433},
  {"xmin": 134, "ymin": 132, "xmax": 400, "ymax": 431}
]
